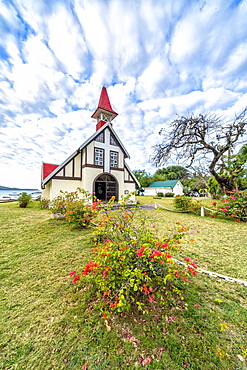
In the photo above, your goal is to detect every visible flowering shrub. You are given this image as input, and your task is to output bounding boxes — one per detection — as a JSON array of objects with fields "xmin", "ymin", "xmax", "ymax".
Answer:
[
  {"xmin": 173, "ymin": 196, "xmax": 192, "ymax": 211},
  {"xmin": 173, "ymin": 196, "xmax": 201, "ymax": 214},
  {"xmin": 39, "ymin": 197, "xmax": 50, "ymax": 209},
  {"xmin": 51, "ymin": 188, "xmax": 100, "ymax": 228},
  {"xmin": 65, "ymin": 201, "xmax": 99, "ymax": 229},
  {"xmin": 51, "ymin": 190, "xmax": 78, "ymax": 215},
  {"xmin": 69, "ymin": 202, "xmax": 197, "ymax": 314},
  {"xmin": 211, "ymin": 190, "xmax": 247, "ymax": 222}
]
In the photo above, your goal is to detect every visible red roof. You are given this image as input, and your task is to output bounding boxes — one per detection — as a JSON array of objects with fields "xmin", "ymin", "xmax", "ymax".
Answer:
[
  {"xmin": 42, "ymin": 163, "xmax": 59, "ymax": 180},
  {"xmin": 91, "ymin": 87, "xmax": 118, "ymax": 119}
]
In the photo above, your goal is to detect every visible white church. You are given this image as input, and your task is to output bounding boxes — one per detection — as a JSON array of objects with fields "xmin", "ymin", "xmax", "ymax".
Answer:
[{"xmin": 41, "ymin": 87, "xmax": 140, "ymax": 202}]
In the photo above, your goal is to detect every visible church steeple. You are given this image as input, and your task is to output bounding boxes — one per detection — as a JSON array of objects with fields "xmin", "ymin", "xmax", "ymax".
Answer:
[{"xmin": 91, "ymin": 87, "xmax": 118, "ymax": 131}]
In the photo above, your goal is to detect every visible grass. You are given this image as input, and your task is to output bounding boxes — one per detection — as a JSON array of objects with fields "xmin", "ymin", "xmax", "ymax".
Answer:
[
  {"xmin": 0, "ymin": 199, "xmax": 247, "ymax": 369},
  {"xmin": 137, "ymin": 196, "xmax": 247, "ymax": 279}
]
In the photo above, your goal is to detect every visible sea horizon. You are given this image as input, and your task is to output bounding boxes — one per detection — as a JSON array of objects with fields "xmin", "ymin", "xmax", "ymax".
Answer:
[{"xmin": 0, "ymin": 189, "xmax": 41, "ymax": 197}]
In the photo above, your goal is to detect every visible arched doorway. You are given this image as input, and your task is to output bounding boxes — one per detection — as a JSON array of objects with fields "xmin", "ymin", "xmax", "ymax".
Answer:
[{"xmin": 94, "ymin": 174, "xmax": 118, "ymax": 202}]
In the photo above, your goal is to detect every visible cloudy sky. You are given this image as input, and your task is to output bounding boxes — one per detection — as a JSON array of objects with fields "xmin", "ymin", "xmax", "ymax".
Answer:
[{"xmin": 1, "ymin": 0, "xmax": 247, "ymax": 188}]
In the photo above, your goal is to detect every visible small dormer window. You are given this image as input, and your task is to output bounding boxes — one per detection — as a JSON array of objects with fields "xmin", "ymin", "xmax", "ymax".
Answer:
[
  {"xmin": 110, "ymin": 135, "xmax": 117, "ymax": 146},
  {"xmin": 95, "ymin": 132, "xmax": 104, "ymax": 143}
]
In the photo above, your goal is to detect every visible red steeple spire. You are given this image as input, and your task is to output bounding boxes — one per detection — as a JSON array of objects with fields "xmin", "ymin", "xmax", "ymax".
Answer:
[{"xmin": 91, "ymin": 87, "xmax": 118, "ymax": 131}]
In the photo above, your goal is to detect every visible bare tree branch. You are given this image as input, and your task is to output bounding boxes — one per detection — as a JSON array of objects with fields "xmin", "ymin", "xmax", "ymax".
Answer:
[{"xmin": 152, "ymin": 109, "xmax": 247, "ymax": 192}]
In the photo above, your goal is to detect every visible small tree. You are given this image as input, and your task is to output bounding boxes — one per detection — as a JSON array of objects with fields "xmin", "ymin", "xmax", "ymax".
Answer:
[
  {"xmin": 18, "ymin": 192, "xmax": 31, "ymax": 208},
  {"xmin": 152, "ymin": 109, "xmax": 247, "ymax": 193}
]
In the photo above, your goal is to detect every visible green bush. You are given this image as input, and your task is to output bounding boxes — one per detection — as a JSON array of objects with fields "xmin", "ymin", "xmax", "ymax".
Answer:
[
  {"xmin": 69, "ymin": 201, "xmax": 198, "ymax": 315},
  {"xmin": 165, "ymin": 192, "xmax": 174, "ymax": 197},
  {"xmin": 39, "ymin": 197, "xmax": 50, "ymax": 209},
  {"xmin": 18, "ymin": 192, "xmax": 32, "ymax": 208},
  {"xmin": 157, "ymin": 192, "xmax": 164, "ymax": 197}
]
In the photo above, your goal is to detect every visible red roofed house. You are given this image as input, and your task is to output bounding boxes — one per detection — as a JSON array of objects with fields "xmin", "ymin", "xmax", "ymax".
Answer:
[{"xmin": 41, "ymin": 87, "xmax": 140, "ymax": 202}]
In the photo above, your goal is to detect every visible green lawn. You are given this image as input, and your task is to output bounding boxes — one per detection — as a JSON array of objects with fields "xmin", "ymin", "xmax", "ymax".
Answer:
[{"xmin": 0, "ymin": 200, "xmax": 247, "ymax": 369}]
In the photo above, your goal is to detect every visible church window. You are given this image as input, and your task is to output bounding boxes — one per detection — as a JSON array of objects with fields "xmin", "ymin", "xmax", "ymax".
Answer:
[
  {"xmin": 94, "ymin": 148, "xmax": 104, "ymax": 166},
  {"xmin": 110, "ymin": 151, "xmax": 118, "ymax": 168},
  {"xmin": 110, "ymin": 135, "xmax": 118, "ymax": 146},
  {"xmin": 95, "ymin": 132, "xmax": 104, "ymax": 143}
]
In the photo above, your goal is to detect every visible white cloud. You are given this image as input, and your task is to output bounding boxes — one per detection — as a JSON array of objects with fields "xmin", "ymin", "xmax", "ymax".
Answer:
[
  {"xmin": 46, "ymin": 4, "xmax": 88, "ymax": 79},
  {"xmin": 0, "ymin": 0, "xmax": 247, "ymax": 188}
]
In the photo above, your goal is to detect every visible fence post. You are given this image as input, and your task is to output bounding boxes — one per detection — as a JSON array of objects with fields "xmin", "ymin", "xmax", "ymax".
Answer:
[
  {"xmin": 201, "ymin": 206, "xmax": 205, "ymax": 217},
  {"xmin": 155, "ymin": 202, "xmax": 158, "ymax": 209}
]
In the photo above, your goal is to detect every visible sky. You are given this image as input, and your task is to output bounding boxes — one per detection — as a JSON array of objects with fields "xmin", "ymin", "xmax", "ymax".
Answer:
[{"xmin": 1, "ymin": 0, "xmax": 247, "ymax": 189}]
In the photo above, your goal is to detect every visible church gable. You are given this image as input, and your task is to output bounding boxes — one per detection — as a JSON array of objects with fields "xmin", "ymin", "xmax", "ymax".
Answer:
[{"xmin": 52, "ymin": 152, "xmax": 81, "ymax": 180}]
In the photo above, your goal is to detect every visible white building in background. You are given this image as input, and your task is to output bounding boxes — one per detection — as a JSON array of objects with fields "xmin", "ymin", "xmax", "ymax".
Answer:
[{"xmin": 143, "ymin": 180, "xmax": 184, "ymax": 196}]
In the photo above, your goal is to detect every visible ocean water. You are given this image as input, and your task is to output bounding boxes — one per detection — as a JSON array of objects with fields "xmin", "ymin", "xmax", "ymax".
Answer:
[{"xmin": 0, "ymin": 189, "xmax": 41, "ymax": 198}]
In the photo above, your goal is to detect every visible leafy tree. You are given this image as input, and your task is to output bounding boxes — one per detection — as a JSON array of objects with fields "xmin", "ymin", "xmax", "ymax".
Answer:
[
  {"xmin": 151, "ymin": 173, "xmax": 168, "ymax": 182},
  {"xmin": 132, "ymin": 170, "xmax": 153, "ymax": 188},
  {"xmin": 155, "ymin": 165, "xmax": 190, "ymax": 179},
  {"xmin": 207, "ymin": 177, "xmax": 223, "ymax": 199},
  {"xmin": 152, "ymin": 109, "xmax": 247, "ymax": 193}
]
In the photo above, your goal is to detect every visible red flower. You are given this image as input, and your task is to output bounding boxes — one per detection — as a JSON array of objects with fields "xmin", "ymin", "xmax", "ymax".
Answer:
[
  {"xmin": 187, "ymin": 266, "xmax": 197, "ymax": 276},
  {"xmin": 82, "ymin": 261, "xmax": 99, "ymax": 275},
  {"xmin": 103, "ymin": 266, "xmax": 110, "ymax": 277},
  {"xmin": 136, "ymin": 246, "xmax": 145, "ymax": 257},
  {"xmin": 162, "ymin": 242, "xmax": 169, "ymax": 248},
  {"xmin": 150, "ymin": 249, "xmax": 162, "ymax": 257},
  {"xmin": 69, "ymin": 270, "xmax": 76, "ymax": 276},
  {"xmin": 142, "ymin": 284, "xmax": 149, "ymax": 295},
  {"xmin": 184, "ymin": 257, "xmax": 191, "ymax": 263},
  {"xmin": 72, "ymin": 274, "xmax": 81, "ymax": 284},
  {"xmin": 190, "ymin": 261, "xmax": 197, "ymax": 269}
]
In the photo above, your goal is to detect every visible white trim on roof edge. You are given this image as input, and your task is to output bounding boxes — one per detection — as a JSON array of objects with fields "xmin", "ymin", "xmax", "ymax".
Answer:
[{"xmin": 42, "ymin": 122, "xmax": 131, "ymax": 187}]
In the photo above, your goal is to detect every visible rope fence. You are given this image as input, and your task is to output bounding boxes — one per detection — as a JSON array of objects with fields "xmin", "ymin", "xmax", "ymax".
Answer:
[
  {"xmin": 153, "ymin": 202, "xmax": 247, "ymax": 287},
  {"xmin": 154, "ymin": 202, "xmax": 188, "ymax": 213},
  {"xmin": 154, "ymin": 202, "xmax": 247, "ymax": 220},
  {"xmin": 173, "ymin": 258, "xmax": 247, "ymax": 287}
]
